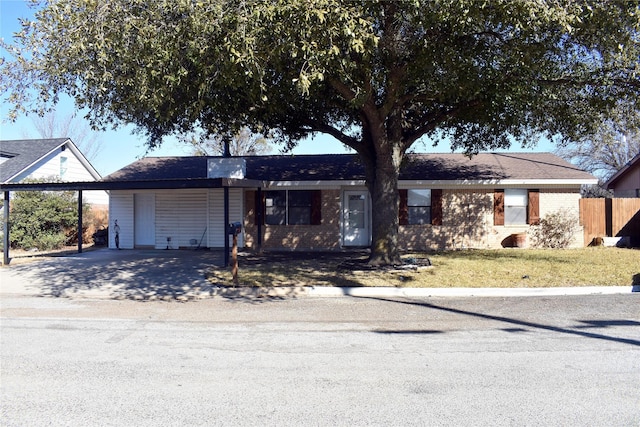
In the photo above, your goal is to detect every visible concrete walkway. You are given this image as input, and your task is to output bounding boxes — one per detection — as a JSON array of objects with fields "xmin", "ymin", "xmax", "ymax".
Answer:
[{"xmin": 0, "ymin": 248, "xmax": 635, "ymax": 300}]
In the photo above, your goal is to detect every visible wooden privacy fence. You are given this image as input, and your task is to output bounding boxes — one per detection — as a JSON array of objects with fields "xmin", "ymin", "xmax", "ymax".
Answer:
[{"xmin": 579, "ymin": 198, "xmax": 640, "ymax": 246}]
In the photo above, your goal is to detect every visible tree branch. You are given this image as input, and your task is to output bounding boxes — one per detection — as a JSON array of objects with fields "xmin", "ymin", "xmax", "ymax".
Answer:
[
  {"xmin": 403, "ymin": 99, "xmax": 483, "ymax": 148},
  {"xmin": 300, "ymin": 118, "xmax": 361, "ymax": 150}
]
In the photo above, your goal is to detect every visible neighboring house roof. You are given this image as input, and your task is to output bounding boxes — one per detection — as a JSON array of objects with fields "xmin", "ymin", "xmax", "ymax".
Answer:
[
  {"xmin": 103, "ymin": 152, "xmax": 596, "ymax": 185},
  {"xmin": 604, "ymin": 152, "xmax": 640, "ymax": 189},
  {"xmin": 0, "ymin": 138, "xmax": 101, "ymax": 183}
]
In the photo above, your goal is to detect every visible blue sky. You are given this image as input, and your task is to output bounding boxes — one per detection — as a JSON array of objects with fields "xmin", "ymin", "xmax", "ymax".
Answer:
[{"xmin": 1, "ymin": 0, "xmax": 553, "ymax": 176}]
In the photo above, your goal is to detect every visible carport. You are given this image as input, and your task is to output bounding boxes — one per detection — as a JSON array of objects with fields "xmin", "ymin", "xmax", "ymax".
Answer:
[{"xmin": 1, "ymin": 177, "xmax": 264, "ymax": 265}]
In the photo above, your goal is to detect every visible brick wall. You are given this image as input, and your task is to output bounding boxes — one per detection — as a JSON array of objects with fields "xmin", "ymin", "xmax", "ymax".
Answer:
[
  {"xmin": 243, "ymin": 187, "xmax": 584, "ymax": 251},
  {"xmin": 398, "ymin": 188, "xmax": 584, "ymax": 250},
  {"xmin": 400, "ymin": 189, "xmax": 494, "ymax": 250},
  {"xmin": 540, "ymin": 189, "xmax": 584, "ymax": 247},
  {"xmin": 244, "ymin": 189, "xmax": 342, "ymax": 251}
]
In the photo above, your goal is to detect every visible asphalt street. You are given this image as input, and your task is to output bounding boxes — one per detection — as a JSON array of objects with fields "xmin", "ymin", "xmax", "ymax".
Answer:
[{"xmin": 1, "ymin": 293, "xmax": 639, "ymax": 426}]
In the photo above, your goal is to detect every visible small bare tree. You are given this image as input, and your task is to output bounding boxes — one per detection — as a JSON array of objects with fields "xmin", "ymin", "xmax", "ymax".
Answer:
[
  {"xmin": 23, "ymin": 110, "xmax": 102, "ymax": 161},
  {"xmin": 180, "ymin": 127, "xmax": 272, "ymax": 156},
  {"xmin": 555, "ymin": 105, "xmax": 640, "ymax": 181}
]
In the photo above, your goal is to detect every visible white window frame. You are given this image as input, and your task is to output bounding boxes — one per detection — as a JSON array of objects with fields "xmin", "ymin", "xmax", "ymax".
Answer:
[
  {"xmin": 407, "ymin": 189, "xmax": 432, "ymax": 225},
  {"xmin": 504, "ymin": 189, "xmax": 528, "ymax": 225}
]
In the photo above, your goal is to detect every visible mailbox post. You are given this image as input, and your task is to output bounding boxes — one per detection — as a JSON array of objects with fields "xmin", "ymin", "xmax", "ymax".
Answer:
[{"xmin": 228, "ymin": 222, "xmax": 242, "ymax": 285}]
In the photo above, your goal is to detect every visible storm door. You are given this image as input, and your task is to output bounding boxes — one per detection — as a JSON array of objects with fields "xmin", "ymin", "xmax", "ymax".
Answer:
[{"xmin": 342, "ymin": 190, "xmax": 370, "ymax": 247}]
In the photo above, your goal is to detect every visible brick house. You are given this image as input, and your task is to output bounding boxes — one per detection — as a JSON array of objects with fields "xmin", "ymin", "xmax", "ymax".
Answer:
[{"xmin": 103, "ymin": 152, "xmax": 596, "ymax": 251}]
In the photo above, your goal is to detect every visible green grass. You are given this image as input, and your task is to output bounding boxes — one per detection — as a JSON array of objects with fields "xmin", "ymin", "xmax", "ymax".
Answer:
[{"xmin": 207, "ymin": 248, "xmax": 640, "ymax": 288}]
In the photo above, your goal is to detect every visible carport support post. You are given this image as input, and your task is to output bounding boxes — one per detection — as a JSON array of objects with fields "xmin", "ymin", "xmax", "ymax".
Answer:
[
  {"xmin": 223, "ymin": 137, "xmax": 230, "ymax": 267},
  {"xmin": 77, "ymin": 190, "xmax": 83, "ymax": 254},
  {"xmin": 3, "ymin": 191, "xmax": 9, "ymax": 265},
  {"xmin": 256, "ymin": 187, "xmax": 262, "ymax": 253},
  {"xmin": 224, "ymin": 186, "xmax": 230, "ymax": 267}
]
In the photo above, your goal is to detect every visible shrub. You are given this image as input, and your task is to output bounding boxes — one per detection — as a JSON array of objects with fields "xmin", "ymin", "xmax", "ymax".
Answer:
[
  {"xmin": 9, "ymin": 180, "xmax": 88, "ymax": 250},
  {"xmin": 529, "ymin": 209, "xmax": 579, "ymax": 249}
]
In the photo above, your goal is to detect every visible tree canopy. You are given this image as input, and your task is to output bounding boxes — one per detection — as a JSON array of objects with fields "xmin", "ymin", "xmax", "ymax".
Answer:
[{"xmin": 2, "ymin": 0, "xmax": 639, "ymax": 264}]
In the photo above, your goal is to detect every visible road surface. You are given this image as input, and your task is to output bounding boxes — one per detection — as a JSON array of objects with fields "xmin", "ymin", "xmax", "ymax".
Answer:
[{"xmin": 1, "ymin": 293, "xmax": 639, "ymax": 426}]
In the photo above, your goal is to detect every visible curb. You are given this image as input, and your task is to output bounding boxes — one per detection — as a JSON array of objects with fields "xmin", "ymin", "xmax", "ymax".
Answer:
[
  {"xmin": 305, "ymin": 285, "xmax": 636, "ymax": 298},
  {"xmin": 209, "ymin": 285, "xmax": 637, "ymax": 300},
  {"xmin": 1, "ymin": 284, "xmax": 636, "ymax": 301}
]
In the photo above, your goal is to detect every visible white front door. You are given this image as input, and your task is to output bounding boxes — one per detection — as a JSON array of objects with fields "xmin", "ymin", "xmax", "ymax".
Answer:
[
  {"xmin": 134, "ymin": 193, "xmax": 155, "ymax": 247},
  {"xmin": 342, "ymin": 190, "xmax": 370, "ymax": 247}
]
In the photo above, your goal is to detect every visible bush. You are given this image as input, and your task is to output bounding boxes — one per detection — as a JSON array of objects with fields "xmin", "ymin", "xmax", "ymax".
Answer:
[
  {"xmin": 9, "ymin": 181, "xmax": 88, "ymax": 250},
  {"xmin": 18, "ymin": 232, "xmax": 67, "ymax": 251},
  {"xmin": 529, "ymin": 209, "xmax": 579, "ymax": 249}
]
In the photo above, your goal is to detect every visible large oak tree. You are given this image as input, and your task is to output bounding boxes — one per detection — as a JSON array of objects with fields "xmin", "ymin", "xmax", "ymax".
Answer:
[{"xmin": 2, "ymin": 0, "xmax": 639, "ymax": 264}]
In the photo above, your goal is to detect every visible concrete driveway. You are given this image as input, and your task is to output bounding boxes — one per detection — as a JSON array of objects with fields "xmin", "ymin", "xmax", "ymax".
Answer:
[{"xmin": 0, "ymin": 249, "xmax": 223, "ymax": 300}]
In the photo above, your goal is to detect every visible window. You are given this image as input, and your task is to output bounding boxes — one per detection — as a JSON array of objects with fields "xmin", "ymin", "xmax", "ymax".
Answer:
[
  {"xmin": 408, "ymin": 189, "xmax": 431, "ymax": 225},
  {"xmin": 494, "ymin": 189, "xmax": 539, "ymax": 226},
  {"xmin": 399, "ymin": 189, "xmax": 442, "ymax": 225},
  {"xmin": 264, "ymin": 190, "xmax": 321, "ymax": 225},
  {"xmin": 288, "ymin": 191, "xmax": 312, "ymax": 225},
  {"xmin": 265, "ymin": 191, "xmax": 286, "ymax": 225},
  {"xmin": 504, "ymin": 189, "xmax": 528, "ymax": 225},
  {"xmin": 60, "ymin": 156, "xmax": 68, "ymax": 178}
]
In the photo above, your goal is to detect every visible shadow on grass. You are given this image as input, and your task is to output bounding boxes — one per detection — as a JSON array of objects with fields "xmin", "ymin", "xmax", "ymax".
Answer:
[
  {"xmin": 211, "ymin": 250, "xmax": 374, "ymax": 291},
  {"xmin": 433, "ymin": 249, "xmax": 575, "ymax": 264},
  {"xmin": 359, "ymin": 296, "xmax": 640, "ymax": 347}
]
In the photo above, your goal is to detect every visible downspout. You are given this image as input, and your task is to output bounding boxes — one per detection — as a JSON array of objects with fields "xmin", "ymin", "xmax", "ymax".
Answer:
[
  {"xmin": 77, "ymin": 190, "xmax": 83, "ymax": 254},
  {"xmin": 3, "ymin": 191, "xmax": 9, "ymax": 265},
  {"xmin": 223, "ymin": 138, "xmax": 230, "ymax": 267}
]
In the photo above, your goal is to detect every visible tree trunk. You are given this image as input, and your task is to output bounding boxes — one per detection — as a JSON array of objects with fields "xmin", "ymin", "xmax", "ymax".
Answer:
[{"xmin": 363, "ymin": 144, "xmax": 404, "ymax": 266}]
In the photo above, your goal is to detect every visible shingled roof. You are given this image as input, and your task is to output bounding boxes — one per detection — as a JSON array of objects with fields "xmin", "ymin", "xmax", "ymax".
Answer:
[
  {"xmin": 0, "ymin": 138, "xmax": 71, "ymax": 182},
  {"xmin": 103, "ymin": 152, "xmax": 595, "ymax": 183}
]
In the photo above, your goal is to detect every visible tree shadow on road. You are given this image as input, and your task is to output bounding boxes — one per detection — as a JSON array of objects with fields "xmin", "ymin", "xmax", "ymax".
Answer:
[{"xmin": 359, "ymin": 296, "xmax": 640, "ymax": 347}]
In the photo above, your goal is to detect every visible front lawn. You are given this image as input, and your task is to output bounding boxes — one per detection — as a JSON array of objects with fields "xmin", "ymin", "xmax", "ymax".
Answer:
[{"xmin": 207, "ymin": 247, "xmax": 639, "ymax": 288}]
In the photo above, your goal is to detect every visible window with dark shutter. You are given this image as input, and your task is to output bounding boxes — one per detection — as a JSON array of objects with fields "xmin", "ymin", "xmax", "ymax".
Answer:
[
  {"xmin": 431, "ymin": 189, "xmax": 443, "ymax": 225},
  {"xmin": 528, "ymin": 190, "xmax": 540, "ymax": 225},
  {"xmin": 399, "ymin": 190, "xmax": 409, "ymax": 225},
  {"xmin": 494, "ymin": 190, "xmax": 505, "ymax": 226},
  {"xmin": 399, "ymin": 189, "xmax": 439, "ymax": 225},
  {"xmin": 496, "ymin": 189, "xmax": 539, "ymax": 225},
  {"xmin": 263, "ymin": 190, "xmax": 321, "ymax": 225}
]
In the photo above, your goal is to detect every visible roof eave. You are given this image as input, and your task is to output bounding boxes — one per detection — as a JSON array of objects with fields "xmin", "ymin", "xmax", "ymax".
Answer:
[
  {"xmin": 1, "ymin": 178, "xmax": 266, "ymax": 192},
  {"xmin": 605, "ymin": 152, "xmax": 640, "ymax": 189}
]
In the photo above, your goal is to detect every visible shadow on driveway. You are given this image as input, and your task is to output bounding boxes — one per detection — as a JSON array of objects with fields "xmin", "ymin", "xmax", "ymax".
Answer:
[{"xmin": 0, "ymin": 249, "xmax": 224, "ymax": 300}]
